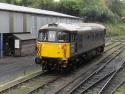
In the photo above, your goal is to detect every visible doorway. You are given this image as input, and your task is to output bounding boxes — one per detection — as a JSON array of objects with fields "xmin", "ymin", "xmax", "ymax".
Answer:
[{"xmin": 3, "ymin": 33, "xmax": 14, "ymax": 56}]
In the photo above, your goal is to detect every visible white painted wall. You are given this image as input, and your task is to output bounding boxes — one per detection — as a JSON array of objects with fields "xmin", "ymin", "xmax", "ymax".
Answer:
[
  {"xmin": 37, "ymin": 16, "xmax": 42, "ymax": 31},
  {"xmin": 0, "ymin": 11, "xmax": 9, "ymax": 33},
  {"xmin": 26, "ymin": 14, "xmax": 32, "ymax": 33},
  {"xmin": 13, "ymin": 12, "xmax": 23, "ymax": 33},
  {"xmin": 31, "ymin": 15, "xmax": 37, "ymax": 36},
  {"xmin": 0, "ymin": 11, "xmax": 80, "ymax": 34}
]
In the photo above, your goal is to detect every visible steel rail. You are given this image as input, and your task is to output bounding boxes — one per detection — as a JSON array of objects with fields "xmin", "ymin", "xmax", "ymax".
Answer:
[
  {"xmin": 104, "ymin": 42, "xmax": 121, "ymax": 53},
  {"xmin": 105, "ymin": 41, "xmax": 114, "ymax": 46},
  {"xmin": 0, "ymin": 71, "xmax": 61, "ymax": 94},
  {"xmin": 27, "ymin": 76, "xmax": 61, "ymax": 94}
]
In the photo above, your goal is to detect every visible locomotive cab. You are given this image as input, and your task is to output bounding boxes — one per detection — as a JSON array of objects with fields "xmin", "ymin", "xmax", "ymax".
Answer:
[{"xmin": 36, "ymin": 30, "xmax": 71, "ymax": 58}]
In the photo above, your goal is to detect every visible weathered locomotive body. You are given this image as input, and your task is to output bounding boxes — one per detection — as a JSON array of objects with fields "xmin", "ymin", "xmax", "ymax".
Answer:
[{"xmin": 35, "ymin": 23, "xmax": 106, "ymax": 70}]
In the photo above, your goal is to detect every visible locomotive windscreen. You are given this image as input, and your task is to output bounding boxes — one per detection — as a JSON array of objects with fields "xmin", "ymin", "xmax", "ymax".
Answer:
[{"xmin": 38, "ymin": 31, "xmax": 69, "ymax": 42}]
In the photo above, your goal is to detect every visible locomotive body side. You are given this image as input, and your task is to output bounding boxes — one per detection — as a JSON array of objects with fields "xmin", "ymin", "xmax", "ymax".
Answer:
[
  {"xmin": 76, "ymin": 29, "xmax": 105, "ymax": 56},
  {"xmin": 35, "ymin": 23, "xmax": 106, "ymax": 71}
]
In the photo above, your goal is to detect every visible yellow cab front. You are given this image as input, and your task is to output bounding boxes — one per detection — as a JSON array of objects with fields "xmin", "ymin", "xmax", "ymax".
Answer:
[{"xmin": 35, "ymin": 30, "xmax": 70, "ymax": 65}]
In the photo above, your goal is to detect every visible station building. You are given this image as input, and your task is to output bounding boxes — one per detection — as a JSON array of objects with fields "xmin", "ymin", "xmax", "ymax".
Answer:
[{"xmin": 0, "ymin": 3, "xmax": 81, "ymax": 58}]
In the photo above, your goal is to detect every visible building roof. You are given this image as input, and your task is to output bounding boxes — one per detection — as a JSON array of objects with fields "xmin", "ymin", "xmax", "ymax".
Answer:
[
  {"xmin": 14, "ymin": 33, "xmax": 36, "ymax": 40},
  {"xmin": 0, "ymin": 3, "xmax": 79, "ymax": 19}
]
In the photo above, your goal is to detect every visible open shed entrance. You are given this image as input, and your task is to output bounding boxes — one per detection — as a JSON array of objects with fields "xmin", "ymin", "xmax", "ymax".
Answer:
[{"xmin": 3, "ymin": 33, "xmax": 14, "ymax": 56}]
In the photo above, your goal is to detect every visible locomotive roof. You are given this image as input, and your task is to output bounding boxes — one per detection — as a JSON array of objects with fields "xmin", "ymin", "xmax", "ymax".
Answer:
[{"xmin": 39, "ymin": 23, "xmax": 105, "ymax": 32}]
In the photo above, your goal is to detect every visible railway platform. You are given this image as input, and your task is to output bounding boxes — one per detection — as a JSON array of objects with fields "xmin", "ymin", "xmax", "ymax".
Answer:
[{"xmin": 0, "ymin": 55, "xmax": 41, "ymax": 85}]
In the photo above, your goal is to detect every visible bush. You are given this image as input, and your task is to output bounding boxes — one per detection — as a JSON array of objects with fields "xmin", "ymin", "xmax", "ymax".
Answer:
[
  {"xmin": 81, "ymin": 6, "xmax": 113, "ymax": 22},
  {"xmin": 105, "ymin": 22, "xmax": 125, "ymax": 37}
]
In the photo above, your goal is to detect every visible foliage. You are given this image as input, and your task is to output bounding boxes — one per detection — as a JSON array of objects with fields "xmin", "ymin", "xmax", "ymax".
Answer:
[
  {"xmin": 105, "ymin": 22, "xmax": 125, "ymax": 36},
  {"xmin": 80, "ymin": 0, "xmax": 124, "ymax": 22},
  {"xmin": 81, "ymin": 6, "xmax": 112, "ymax": 22},
  {"xmin": 107, "ymin": 0, "xmax": 125, "ymax": 16},
  {"xmin": 29, "ymin": 0, "xmax": 125, "ymax": 23},
  {"xmin": 0, "ymin": 0, "xmax": 32, "ymax": 6},
  {"xmin": 30, "ymin": 0, "xmax": 82, "ymax": 16}
]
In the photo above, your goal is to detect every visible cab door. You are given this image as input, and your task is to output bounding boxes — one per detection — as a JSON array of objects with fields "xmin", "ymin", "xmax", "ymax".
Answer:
[{"xmin": 70, "ymin": 32, "xmax": 77, "ymax": 56}]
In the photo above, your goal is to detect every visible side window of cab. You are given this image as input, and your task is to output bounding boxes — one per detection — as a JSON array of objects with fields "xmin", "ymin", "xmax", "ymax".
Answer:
[{"xmin": 70, "ymin": 33, "xmax": 76, "ymax": 42}]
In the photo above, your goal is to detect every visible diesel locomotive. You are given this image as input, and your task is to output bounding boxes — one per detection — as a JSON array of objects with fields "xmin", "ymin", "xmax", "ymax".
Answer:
[{"xmin": 35, "ymin": 23, "xmax": 106, "ymax": 71}]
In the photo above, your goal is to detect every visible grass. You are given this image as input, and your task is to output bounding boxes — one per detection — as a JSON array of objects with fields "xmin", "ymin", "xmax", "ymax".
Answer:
[
  {"xmin": 120, "ymin": 50, "xmax": 125, "ymax": 57},
  {"xmin": 105, "ymin": 22, "xmax": 125, "ymax": 37},
  {"xmin": 113, "ymin": 82, "xmax": 125, "ymax": 94}
]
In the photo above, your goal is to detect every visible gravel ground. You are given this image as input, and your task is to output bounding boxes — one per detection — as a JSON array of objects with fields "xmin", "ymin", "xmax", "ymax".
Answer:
[{"xmin": 0, "ymin": 55, "xmax": 41, "ymax": 85}]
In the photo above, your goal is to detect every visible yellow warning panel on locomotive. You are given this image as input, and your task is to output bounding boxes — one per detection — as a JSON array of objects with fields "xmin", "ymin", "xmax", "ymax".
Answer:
[{"xmin": 36, "ymin": 42, "xmax": 70, "ymax": 59}]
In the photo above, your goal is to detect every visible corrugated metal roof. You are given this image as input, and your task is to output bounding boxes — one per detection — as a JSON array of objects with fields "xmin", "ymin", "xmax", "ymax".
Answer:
[
  {"xmin": 0, "ymin": 3, "xmax": 79, "ymax": 19},
  {"xmin": 14, "ymin": 33, "xmax": 36, "ymax": 40}
]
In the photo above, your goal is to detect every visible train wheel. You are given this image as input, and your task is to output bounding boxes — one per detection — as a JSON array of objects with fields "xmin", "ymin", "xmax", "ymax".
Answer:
[
  {"xmin": 96, "ymin": 46, "xmax": 104, "ymax": 55},
  {"xmin": 41, "ymin": 61, "xmax": 48, "ymax": 71},
  {"xmin": 42, "ymin": 64, "xmax": 46, "ymax": 71},
  {"xmin": 101, "ymin": 46, "xmax": 104, "ymax": 52},
  {"xmin": 35, "ymin": 57, "xmax": 41, "ymax": 64}
]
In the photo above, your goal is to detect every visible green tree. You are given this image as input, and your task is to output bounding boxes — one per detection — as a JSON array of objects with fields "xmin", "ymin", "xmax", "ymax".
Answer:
[
  {"xmin": 107, "ymin": 0, "xmax": 125, "ymax": 16},
  {"xmin": 0, "ymin": 0, "xmax": 32, "ymax": 6},
  {"xmin": 31, "ymin": 0, "xmax": 53, "ymax": 9},
  {"xmin": 56, "ymin": 0, "xmax": 82, "ymax": 16},
  {"xmin": 30, "ymin": 0, "xmax": 82, "ymax": 16}
]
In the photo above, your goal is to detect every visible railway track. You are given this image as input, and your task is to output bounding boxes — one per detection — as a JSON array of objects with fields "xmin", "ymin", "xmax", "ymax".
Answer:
[
  {"xmin": 105, "ymin": 41, "xmax": 114, "ymax": 47},
  {"xmin": 84, "ymin": 57, "xmax": 125, "ymax": 94},
  {"xmin": 104, "ymin": 42, "xmax": 121, "ymax": 53},
  {"xmin": 67, "ymin": 51, "xmax": 124, "ymax": 94},
  {"xmin": 111, "ymin": 68, "xmax": 125, "ymax": 94},
  {"xmin": 52, "ymin": 44, "xmax": 125, "ymax": 94},
  {"xmin": 97, "ymin": 62, "xmax": 125, "ymax": 94},
  {"xmin": 0, "ymin": 41, "xmax": 123, "ymax": 94},
  {"xmin": 27, "ymin": 44, "xmax": 125, "ymax": 94},
  {"xmin": 0, "ymin": 72, "xmax": 62, "ymax": 94},
  {"xmin": 105, "ymin": 41, "xmax": 115, "ymax": 47}
]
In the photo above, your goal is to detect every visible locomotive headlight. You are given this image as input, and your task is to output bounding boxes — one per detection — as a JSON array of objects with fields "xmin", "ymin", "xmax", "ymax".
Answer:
[
  {"xmin": 59, "ymin": 45, "xmax": 62, "ymax": 49},
  {"xmin": 42, "ymin": 44, "xmax": 44, "ymax": 48},
  {"xmin": 38, "ymin": 44, "xmax": 45, "ymax": 48},
  {"xmin": 58, "ymin": 44, "xmax": 66, "ymax": 49}
]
